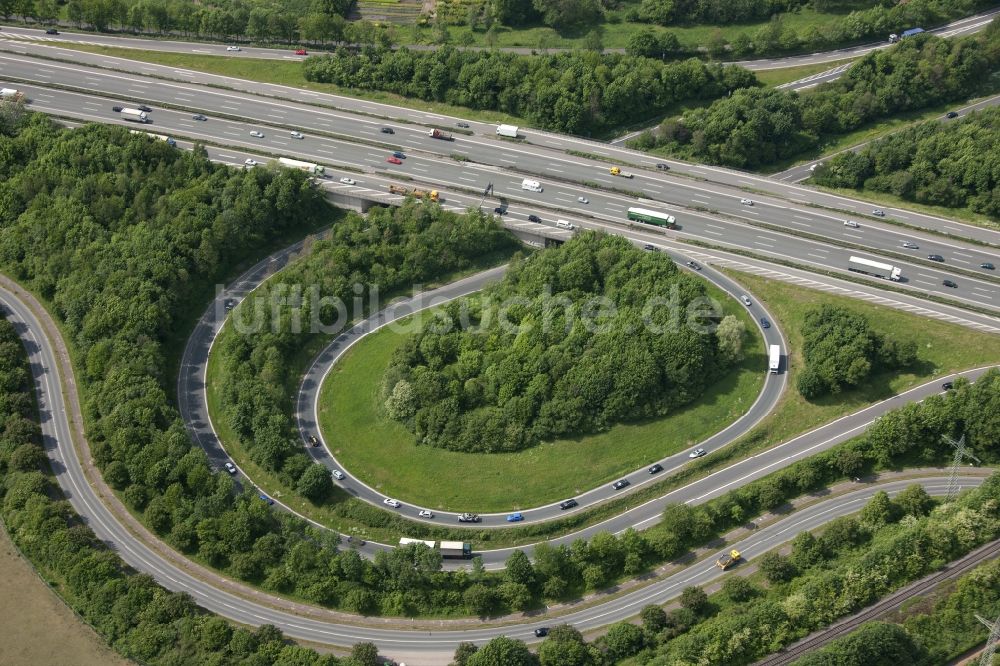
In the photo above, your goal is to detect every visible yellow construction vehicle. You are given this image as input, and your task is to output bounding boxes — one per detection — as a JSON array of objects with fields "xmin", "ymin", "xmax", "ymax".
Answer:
[{"xmin": 716, "ymin": 549, "xmax": 741, "ymax": 570}]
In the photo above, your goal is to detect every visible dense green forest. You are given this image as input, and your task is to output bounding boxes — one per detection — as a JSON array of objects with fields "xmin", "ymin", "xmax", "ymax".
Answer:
[
  {"xmin": 812, "ymin": 107, "xmax": 1000, "ymax": 218},
  {"xmin": 382, "ymin": 233, "xmax": 737, "ymax": 453},
  {"xmin": 797, "ymin": 305, "xmax": 917, "ymax": 399},
  {"xmin": 303, "ymin": 47, "xmax": 757, "ymax": 134},
  {"xmin": 0, "ymin": 317, "xmax": 381, "ymax": 665},
  {"xmin": 217, "ymin": 202, "xmax": 517, "ymax": 498},
  {"xmin": 635, "ymin": 25, "xmax": 1000, "ymax": 168}
]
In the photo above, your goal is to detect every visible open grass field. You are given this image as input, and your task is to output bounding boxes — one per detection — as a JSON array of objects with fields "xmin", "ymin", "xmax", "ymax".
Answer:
[
  {"xmin": 0, "ymin": 524, "xmax": 133, "ymax": 666},
  {"xmin": 317, "ymin": 280, "xmax": 765, "ymax": 511}
]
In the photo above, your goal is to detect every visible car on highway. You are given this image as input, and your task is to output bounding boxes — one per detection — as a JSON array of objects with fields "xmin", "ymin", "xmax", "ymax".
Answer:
[
  {"xmin": 290, "ymin": 131, "xmax": 304, "ymax": 139},
  {"xmin": 578, "ymin": 196, "xmax": 589, "ymax": 204},
  {"xmin": 928, "ymin": 254, "xmax": 944, "ymax": 262},
  {"xmin": 383, "ymin": 498, "xmax": 401, "ymax": 508},
  {"xmin": 308, "ymin": 435, "xmax": 320, "ymax": 447},
  {"xmin": 331, "ymin": 469, "xmax": 345, "ymax": 480},
  {"xmin": 226, "ymin": 46, "xmax": 241, "ymax": 51},
  {"xmin": 192, "ymin": 114, "xmax": 207, "ymax": 121},
  {"xmin": 872, "ymin": 209, "xmax": 885, "ymax": 216},
  {"xmin": 946, "ymin": 111, "xmax": 959, "ymax": 118},
  {"xmin": 689, "ymin": 448, "xmax": 707, "ymax": 458},
  {"xmin": 456, "ymin": 122, "xmax": 470, "ymax": 128},
  {"xmin": 259, "ymin": 494, "xmax": 274, "ymax": 505},
  {"xmin": 740, "ymin": 198, "xmax": 753, "ymax": 206},
  {"xmin": 643, "ymin": 244, "xmax": 659, "ymax": 252},
  {"xmin": 295, "ymin": 49, "xmax": 308, "ymax": 55},
  {"xmin": 493, "ymin": 207, "xmax": 507, "ymax": 215},
  {"xmin": 458, "ymin": 513, "xmax": 480, "ymax": 523},
  {"xmin": 981, "ymin": 262, "xmax": 995, "ymax": 270},
  {"xmin": 224, "ymin": 462, "xmax": 237, "ymax": 475},
  {"xmin": 942, "ymin": 382, "xmax": 954, "ymax": 390},
  {"xmin": 686, "ymin": 261, "xmax": 701, "ymax": 270},
  {"xmin": 741, "ymin": 294, "xmax": 752, "ymax": 306},
  {"xmin": 612, "ymin": 479, "xmax": 630, "ymax": 490},
  {"xmin": 559, "ymin": 499, "xmax": 578, "ymax": 510},
  {"xmin": 224, "ymin": 299, "xmax": 236, "ymax": 311},
  {"xmin": 137, "ymin": 105, "xmax": 153, "ymax": 112},
  {"xmin": 648, "ymin": 463, "xmax": 663, "ymax": 474},
  {"xmin": 45, "ymin": 28, "xmax": 59, "ymax": 34},
  {"xmin": 534, "ymin": 628, "xmax": 550, "ymax": 638},
  {"xmin": 112, "ymin": 105, "xmax": 123, "ymax": 112},
  {"xmin": 386, "ymin": 156, "xmax": 402, "ymax": 165},
  {"xmin": 418, "ymin": 510, "xmax": 434, "ymax": 519},
  {"xmin": 760, "ymin": 317, "xmax": 771, "ymax": 329},
  {"xmin": 901, "ymin": 241, "xmax": 919, "ymax": 249},
  {"xmin": 656, "ymin": 163, "xmax": 669, "ymax": 170},
  {"xmin": 843, "ymin": 220, "xmax": 859, "ymax": 228},
  {"xmin": 249, "ymin": 131, "xmax": 264, "ymax": 138},
  {"xmin": 942, "ymin": 279, "xmax": 957, "ymax": 288},
  {"xmin": 392, "ymin": 151, "xmax": 406, "ymax": 159},
  {"xmin": 506, "ymin": 512, "xmax": 523, "ymax": 522},
  {"xmin": 381, "ymin": 127, "xmax": 394, "ymax": 134},
  {"xmin": 244, "ymin": 158, "xmax": 258, "ymax": 167},
  {"xmin": 527, "ymin": 214, "xmax": 541, "ymax": 223},
  {"xmin": 339, "ymin": 177, "xmax": 355, "ymax": 185}
]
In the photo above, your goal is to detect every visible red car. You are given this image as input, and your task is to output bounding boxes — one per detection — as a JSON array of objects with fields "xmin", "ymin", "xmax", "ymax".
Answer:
[
  {"xmin": 295, "ymin": 49, "xmax": 307, "ymax": 55},
  {"xmin": 386, "ymin": 156, "xmax": 402, "ymax": 165}
]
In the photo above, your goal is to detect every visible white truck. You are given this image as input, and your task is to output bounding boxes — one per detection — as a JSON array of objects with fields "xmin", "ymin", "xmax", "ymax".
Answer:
[
  {"xmin": 277, "ymin": 157, "xmax": 325, "ymax": 175},
  {"xmin": 768, "ymin": 345, "xmax": 781, "ymax": 374},
  {"xmin": 120, "ymin": 108, "xmax": 149, "ymax": 123},
  {"xmin": 847, "ymin": 255, "xmax": 901, "ymax": 281},
  {"xmin": 438, "ymin": 541, "xmax": 473, "ymax": 559},
  {"xmin": 496, "ymin": 124, "xmax": 519, "ymax": 138},
  {"xmin": 130, "ymin": 130, "xmax": 176, "ymax": 146},
  {"xmin": 0, "ymin": 88, "xmax": 23, "ymax": 100},
  {"xmin": 521, "ymin": 178, "xmax": 543, "ymax": 192}
]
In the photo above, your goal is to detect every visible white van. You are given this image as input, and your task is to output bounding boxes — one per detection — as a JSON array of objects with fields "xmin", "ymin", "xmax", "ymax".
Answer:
[
  {"xmin": 556, "ymin": 220, "xmax": 575, "ymax": 230},
  {"xmin": 521, "ymin": 179, "xmax": 543, "ymax": 193}
]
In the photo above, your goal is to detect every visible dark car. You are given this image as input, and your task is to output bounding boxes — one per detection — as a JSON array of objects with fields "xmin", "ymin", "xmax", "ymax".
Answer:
[
  {"xmin": 656, "ymin": 163, "xmax": 670, "ymax": 170},
  {"xmin": 392, "ymin": 151, "xmax": 406, "ymax": 159},
  {"xmin": 457, "ymin": 122, "xmax": 470, "ymax": 128},
  {"xmin": 259, "ymin": 494, "xmax": 275, "ymax": 505},
  {"xmin": 493, "ymin": 207, "xmax": 507, "ymax": 215},
  {"xmin": 223, "ymin": 299, "xmax": 236, "ymax": 311},
  {"xmin": 308, "ymin": 435, "xmax": 320, "ymax": 447},
  {"xmin": 928, "ymin": 254, "xmax": 944, "ymax": 262},
  {"xmin": 192, "ymin": 114, "xmax": 208, "ymax": 121},
  {"xmin": 612, "ymin": 479, "xmax": 630, "ymax": 490},
  {"xmin": 643, "ymin": 244, "xmax": 659, "ymax": 252},
  {"xmin": 527, "ymin": 214, "xmax": 541, "ymax": 223},
  {"xmin": 648, "ymin": 463, "xmax": 663, "ymax": 474},
  {"xmin": 942, "ymin": 382, "xmax": 954, "ymax": 390},
  {"xmin": 686, "ymin": 261, "xmax": 701, "ymax": 270},
  {"xmin": 112, "ymin": 105, "xmax": 123, "ymax": 112},
  {"xmin": 380, "ymin": 127, "xmax": 394, "ymax": 134},
  {"xmin": 46, "ymin": 28, "xmax": 59, "ymax": 34},
  {"xmin": 559, "ymin": 499, "xmax": 578, "ymax": 510},
  {"xmin": 534, "ymin": 628, "xmax": 550, "ymax": 638},
  {"xmin": 981, "ymin": 262, "xmax": 995, "ymax": 270},
  {"xmin": 136, "ymin": 104, "xmax": 153, "ymax": 112},
  {"xmin": 760, "ymin": 317, "xmax": 771, "ymax": 329},
  {"xmin": 946, "ymin": 111, "xmax": 959, "ymax": 118},
  {"xmin": 942, "ymin": 279, "xmax": 957, "ymax": 288}
]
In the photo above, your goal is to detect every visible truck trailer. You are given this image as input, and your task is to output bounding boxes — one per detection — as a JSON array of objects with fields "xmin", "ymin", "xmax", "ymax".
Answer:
[
  {"xmin": 496, "ymin": 124, "xmax": 519, "ymax": 138},
  {"xmin": 120, "ymin": 108, "xmax": 149, "ymax": 123},
  {"xmin": 609, "ymin": 166, "xmax": 634, "ymax": 178},
  {"xmin": 0, "ymin": 87, "xmax": 24, "ymax": 100},
  {"xmin": 277, "ymin": 157, "xmax": 325, "ymax": 175},
  {"xmin": 847, "ymin": 255, "xmax": 901, "ymax": 281},
  {"xmin": 889, "ymin": 27, "xmax": 924, "ymax": 42},
  {"xmin": 130, "ymin": 130, "xmax": 176, "ymax": 146},
  {"xmin": 438, "ymin": 541, "xmax": 473, "ymax": 559},
  {"xmin": 388, "ymin": 184, "xmax": 439, "ymax": 201},
  {"xmin": 428, "ymin": 128, "xmax": 454, "ymax": 141}
]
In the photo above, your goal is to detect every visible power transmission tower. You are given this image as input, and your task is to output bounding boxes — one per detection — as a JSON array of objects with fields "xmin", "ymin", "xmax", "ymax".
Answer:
[
  {"xmin": 976, "ymin": 613, "xmax": 1000, "ymax": 666},
  {"xmin": 944, "ymin": 434, "xmax": 980, "ymax": 502}
]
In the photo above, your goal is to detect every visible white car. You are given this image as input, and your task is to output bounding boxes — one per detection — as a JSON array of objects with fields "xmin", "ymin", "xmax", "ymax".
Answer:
[
  {"xmin": 243, "ymin": 158, "xmax": 258, "ymax": 167},
  {"xmin": 418, "ymin": 510, "xmax": 434, "ymax": 519},
  {"xmin": 740, "ymin": 198, "xmax": 753, "ymax": 206},
  {"xmin": 339, "ymin": 177, "xmax": 355, "ymax": 185},
  {"xmin": 740, "ymin": 295, "xmax": 752, "ymax": 307},
  {"xmin": 249, "ymin": 130, "xmax": 264, "ymax": 138},
  {"xmin": 577, "ymin": 196, "xmax": 589, "ymax": 204},
  {"xmin": 688, "ymin": 448, "xmax": 707, "ymax": 458},
  {"xmin": 226, "ymin": 46, "xmax": 241, "ymax": 52},
  {"xmin": 224, "ymin": 462, "xmax": 237, "ymax": 474},
  {"xmin": 290, "ymin": 131, "xmax": 304, "ymax": 139},
  {"xmin": 383, "ymin": 498, "xmax": 401, "ymax": 508},
  {"xmin": 331, "ymin": 469, "xmax": 345, "ymax": 480},
  {"xmin": 843, "ymin": 220, "xmax": 859, "ymax": 228},
  {"xmin": 809, "ymin": 162, "xmax": 822, "ymax": 172}
]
